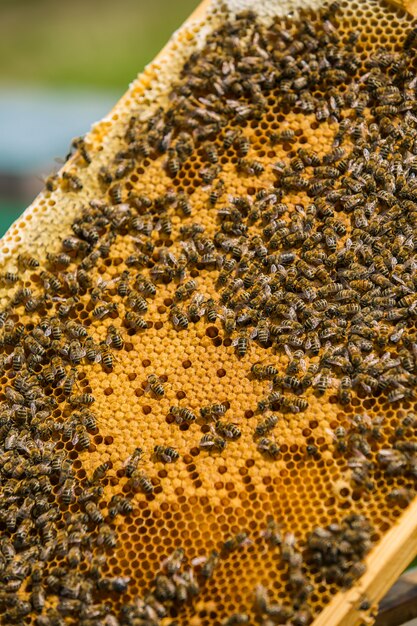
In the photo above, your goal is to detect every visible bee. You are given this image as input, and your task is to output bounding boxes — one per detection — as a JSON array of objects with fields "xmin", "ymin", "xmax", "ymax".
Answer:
[
  {"xmin": 85, "ymin": 501, "xmax": 104, "ymax": 525},
  {"xmin": 130, "ymin": 470, "xmax": 153, "ymax": 494},
  {"xmin": 71, "ymin": 136, "xmax": 91, "ymax": 164},
  {"xmin": 60, "ymin": 478, "xmax": 75, "ymax": 504},
  {"xmin": 98, "ymin": 165, "xmax": 113, "ymax": 186},
  {"xmin": 91, "ymin": 462, "xmax": 110, "ymax": 483},
  {"xmin": 338, "ymin": 376, "xmax": 352, "ymax": 405},
  {"xmin": 93, "ymin": 302, "xmax": 118, "ymax": 319},
  {"xmin": 73, "ymin": 424, "xmax": 90, "ymax": 450},
  {"xmin": 331, "ymin": 426, "xmax": 348, "ymax": 453},
  {"xmin": 124, "ymin": 310, "xmax": 148, "ymax": 330},
  {"xmin": 188, "ymin": 292, "xmax": 205, "ymax": 318},
  {"xmin": 80, "ymin": 249, "xmax": 101, "ymax": 270},
  {"xmin": 215, "ymin": 420, "xmax": 241, "ymax": 440},
  {"xmin": 223, "ymin": 129, "xmax": 240, "ymax": 149},
  {"xmin": 123, "ymin": 447, "xmax": 144, "ymax": 477},
  {"xmin": 147, "ymin": 374, "xmax": 165, "ymax": 397},
  {"xmin": 84, "ymin": 338, "xmax": 102, "ymax": 363},
  {"xmin": 135, "ymin": 277, "xmax": 157, "ymax": 296},
  {"xmin": 170, "ymin": 306, "xmax": 189, "ymax": 329},
  {"xmin": 79, "ymin": 409, "xmax": 97, "ymax": 431},
  {"xmin": 404, "ymin": 26, "xmax": 417, "ymax": 49},
  {"xmin": 200, "ymin": 403, "xmax": 227, "ymax": 419},
  {"xmin": 61, "ymin": 171, "xmax": 83, "ymax": 191},
  {"xmin": 257, "ymin": 437, "xmax": 280, "ymax": 459},
  {"xmin": 11, "ymin": 346, "xmax": 25, "ymax": 371},
  {"xmin": 236, "ymin": 135, "xmax": 250, "ymax": 156},
  {"xmin": 200, "ymin": 550, "xmax": 219, "ymax": 579},
  {"xmin": 95, "ymin": 524, "xmax": 117, "ymax": 550},
  {"xmin": 209, "ymin": 180, "xmax": 225, "ymax": 206},
  {"xmin": 176, "ymin": 278, "xmax": 198, "ymax": 301},
  {"xmin": 99, "ymin": 342, "xmax": 114, "ymax": 370},
  {"xmin": 70, "ymin": 393, "xmax": 95, "ymax": 406},
  {"xmin": 232, "ymin": 329, "xmax": 254, "ymax": 357},
  {"xmin": 204, "ymin": 143, "xmax": 219, "ymax": 163},
  {"xmin": 17, "ymin": 253, "xmax": 39, "ymax": 269},
  {"xmin": 255, "ymin": 415, "xmax": 278, "ymax": 437},
  {"xmin": 257, "ymin": 391, "xmax": 282, "ymax": 412},
  {"xmin": 251, "ymin": 362, "xmax": 279, "ymax": 380},
  {"xmin": 222, "ymin": 307, "xmax": 236, "ymax": 333},
  {"xmin": 154, "ymin": 445, "xmax": 179, "ymax": 463},
  {"xmin": 163, "ymin": 149, "xmax": 180, "ymax": 179},
  {"xmin": 44, "ymin": 173, "xmax": 59, "ymax": 191},
  {"xmin": 108, "ymin": 494, "xmax": 133, "ymax": 518},
  {"xmin": 109, "ymin": 183, "xmax": 123, "ymax": 204},
  {"xmin": 170, "ymin": 406, "xmax": 196, "ymax": 424},
  {"xmin": 200, "ymin": 433, "xmax": 226, "ymax": 451},
  {"xmin": 313, "ymin": 368, "xmax": 333, "ymax": 394},
  {"xmin": 174, "ymin": 193, "xmax": 192, "ymax": 218},
  {"xmin": 107, "ymin": 325, "xmax": 124, "ymax": 350},
  {"xmin": 387, "ymin": 487, "xmax": 415, "ymax": 503},
  {"xmin": 63, "ymin": 368, "xmax": 78, "ymax": 395}
]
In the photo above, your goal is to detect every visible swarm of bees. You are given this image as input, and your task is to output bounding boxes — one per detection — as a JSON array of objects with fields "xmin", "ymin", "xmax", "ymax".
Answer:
[{"xmin": 3, "ymin": 1, "xmax": 417, "ymax": 625}]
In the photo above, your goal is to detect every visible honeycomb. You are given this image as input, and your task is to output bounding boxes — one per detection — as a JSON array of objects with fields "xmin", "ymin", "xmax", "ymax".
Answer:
[{"xmin": 3, "ymin": 1, "xmax": 417, "ymax": 625}]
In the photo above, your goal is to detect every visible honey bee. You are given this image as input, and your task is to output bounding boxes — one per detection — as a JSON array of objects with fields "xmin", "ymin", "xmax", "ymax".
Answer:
[
  {"xmin": 215, "ymin": 420, "xmax": 241, "ymax": 440},
  {"xmin": 61, "ymin": 171, "xmax": 83, "ymax": 191},
  {"xmin": 404, "ymin": 26, "xmax": 417, "ymax": 49},
  {"xmin": 203, "ymin": 143, "xmax": 219, "ymax": 163},
  {"xmin": 12, "ymin": 346, "xmax": 25, "ymax": 371},
  {"xmin": 108, "ymin": 494, "xmax": 133, "ymax": 518},
  {"xmin": 251, "ymin": 362, "xmax": 278, "ymax": 380},
  {"xmin": 200, "ymin": 403, "xmax": 227, "ymax": 420},
  {"xmin": 106, "ymin": 325, "xmax": 124, "ymax": 350},
  {"xmin": 166, "ymin": 148, "xmax": 180, "ymax": 177},
  {"xmin": 130, "ymin": 470, "xmax": 153, "ymax": 494},
  {"xmin": 258, "ymin": 391, "xmax": 282, "ymax": 412},
  {"xmin": 170, "ymin": 405, "xmax": 196, "ymax": 424},
  {"xmin": 93, "ymin": 302, "xmax": 118, "ymax": 319},
  {"xmin": 154, "ymin": 445, "xmax": 179, "ymax": 463},
  {"xmin": 124, "ymin": 310, "xmax": 148, "ymax": 331},
  {"xmin": 200, "ymin": 549, "xmax": 219, "ymax": 579},
  {"xmin": 84, "ymin": 337, "xmax": 101, "ymax": 363},
  {"xmin": 90, "ymin": 462, "xmax": 110, "ymax": 483},
  {"xmin": 99, "ymin": 342, "xmax": 114, "ymax": 370},
  {"xmin": 71, "ymin": 136, "xmax": 91, "ymax": 164},
  {"xmin": 63, "ymin": 368, "xmax": 78, "ymax": 395},
  {"xmin": 17, "ymin": 253, "xmax": 39, "ymax": 269},
  {"xmin": 255, "ymin": 415, "xmax": 278, "ymax": 437},
  {"xmin": 209, "ymin": 180, "xmax": 225, "ymax": 206},
  {"xmin": 60, "ymin": 478, "xmax": 75, "ymax": 504},
  {"xmin": 170, "ymin": 305, "xmax": 189, "ymax": 329},
  {"xmin": 73, "ymin": 424, "xmax": 91, "ymax": 450},
  {"xmin": 69, "ymin": 393, "xmax": 95, "ymax": 406},
  {"xmin": 200, "ymin": 433, "xmax": 226, "ymax": 451},
  {"xmin": 232, "ymin": 329, "xmax": 254, "ymax": 357},
  {"xmin": 98, "ymin": 165, "xmax": 113, "ymax": 186},
  {"xmin": 175, "ymin": 279, "xmax": 198, "ymax": 301},
  {"xmin": 338, "ymin": 376, "xmax": 352, "ymax": 405},
  {"xmin": 147, "ymin": 374, "xmax": 165, "ymax": 397},
  {"xmin": 257, "ymin": 437, "xmax": 280, "ymax": 459},
  {"xmin": 85, "ymin": 501, "xmax": 104, "ymax": 525},
  {"xmin": 135, "ymin": 277, "xmax": 157, "ymax": 296}
]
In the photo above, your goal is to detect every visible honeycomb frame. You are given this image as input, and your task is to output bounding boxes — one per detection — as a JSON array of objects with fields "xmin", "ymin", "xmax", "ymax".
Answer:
[{"xmin": 2, "ymin": 1, "xmax": 417, "ymax": 625}]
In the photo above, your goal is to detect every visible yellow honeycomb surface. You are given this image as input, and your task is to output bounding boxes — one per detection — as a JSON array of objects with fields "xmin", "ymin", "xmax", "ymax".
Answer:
[{"xmin": 2, "ymin": 1, "xmax": 417, "ymax": 625}]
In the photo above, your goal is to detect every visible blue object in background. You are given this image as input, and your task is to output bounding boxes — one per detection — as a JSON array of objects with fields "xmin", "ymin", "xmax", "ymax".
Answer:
[
  {"xmin": 0, "ymin": 87, "xmax": 117, "ymax": 237},
  {"xmin": 0, "ymin": 87, "xmax": 117, "ymax": 173}
]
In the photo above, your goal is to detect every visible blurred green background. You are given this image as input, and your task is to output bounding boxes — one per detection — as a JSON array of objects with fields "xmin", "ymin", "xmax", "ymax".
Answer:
[{"xmin": 0, "ymin": 0, "xmax": 197, "ymax": 236}]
